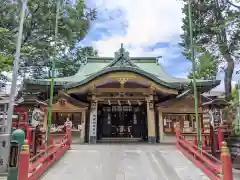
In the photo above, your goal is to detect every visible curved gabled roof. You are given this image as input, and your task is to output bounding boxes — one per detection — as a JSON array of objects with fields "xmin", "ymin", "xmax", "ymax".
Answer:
[
  {"xmin": 25, "ymin": 45, "xmax": 220, "ymax": 92},
  {"xmin": 65, "ymin": 66, "xmax": 183, "ymax": 90},
  {"xmin": 25, "ymin": 56, "xmax": 190, "ymax": 89}
]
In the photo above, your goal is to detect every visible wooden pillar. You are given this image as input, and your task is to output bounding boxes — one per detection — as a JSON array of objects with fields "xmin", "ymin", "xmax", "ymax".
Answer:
[
  {"xmin": 158, "ymin": 110, "xmax": 164, "ymax": 142},
  {"xmin": 80, "ymin": 110, "xmax": 86, "ymax": 144},
  {"xmin": 146, "ymin": 95, "xmax": 156, "ymax": 143},
  {"xmin": 89, "ymin": 95, "xmax": 98, "ymax": 144}
]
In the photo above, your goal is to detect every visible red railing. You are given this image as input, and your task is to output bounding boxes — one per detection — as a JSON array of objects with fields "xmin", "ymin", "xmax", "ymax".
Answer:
[
  {"xmin": 181, "ymin": 124, "xmax": 234, "ymax": 153},
  {"xmin": 177, "ymin": 135, "xmax": 222, "ymax": 179},
  {"xmin": 18, "ymin": 126, "xmax": 72, "ymax": 180},
  {"xmin": 175, "ymin": 123, "xmax": 233, "ymax": 180},
  {"xmin": 181, "ymin": 133, "xmax": 212, "ymax": 151}
]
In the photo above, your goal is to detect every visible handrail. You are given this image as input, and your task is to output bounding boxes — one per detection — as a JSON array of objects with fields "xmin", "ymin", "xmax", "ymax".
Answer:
[
  {"xmin": 29, "ymin": 145, "xmax": 55, "ymax": 162},
  {"xmin": 180, "ymin": 135, "xmax": 220, "ymax": 162},
  {"xmin": 181, "ymin": 132, "xmax": 212, "ymax": 150},
  {"xmin": 176, "ymin": 123, "xmax": 233, "ymax": 180},
  {"xmin": 28, "ymin": 145, "xmax": 59, "ymax": 173},
  {"xmin": 177, "ymin": 136, "xmax": 221, "ymax": 180},
  {"xmin": 179, "ymin": 136, "xmax": 221, "ymax": 169},
  {"xmin": 28, "ymin": 136, "xmax": 69, "ymax": 180},
  {"xmin": 18, "ymin": 126, "xmax": 72, "ymax": 180}
]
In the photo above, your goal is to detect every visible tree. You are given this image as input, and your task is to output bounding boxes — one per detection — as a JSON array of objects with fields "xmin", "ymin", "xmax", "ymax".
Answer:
[
  {"xmin": 0, "ymin": 27, "xmax": 13, "ymax": 88},
  {"xmin": 187, "ymin": 48, "xmax": 218, "ymax": 80},
  {"xmin": 0, "ymin": 0, "xmax": 97, "ymax": 79},
  {"xmin": 55, "ymin": 46, "xmax": 98, "ymax": 77},
  {"xmin": 179, "ymin": 0, "xmax": 240, "ymax": 100}
]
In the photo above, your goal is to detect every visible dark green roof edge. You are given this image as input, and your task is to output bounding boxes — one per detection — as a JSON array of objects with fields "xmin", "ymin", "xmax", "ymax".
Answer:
[
  {"xmin": 65, "ymin": 67, "xmax": 181, "ymax": 89},
  {"xmin": 24, "ymin": 79, "xmax": 66, "ymax": 86},
  {"xmin": 193, "ymin": 80, "xmax": 221, "ymax": 88},
  {"xmin": 24, "ymin": 70, "xmax": 221, "ymax": 92},
  {"xmin": 64, "ymin": 67, "xmax": 218, "ymax": 90},
  {"xmin": 87, "ymin": 56, "xmax": 158, "ymax": 60},
  {"xmin": 86, "ymin": 56, "xmax": 158, "ymax": 63}
]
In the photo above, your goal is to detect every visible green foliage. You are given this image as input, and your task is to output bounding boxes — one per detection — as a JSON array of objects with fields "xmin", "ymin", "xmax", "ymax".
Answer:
[
  {"xmin": 0, "ymin": 53, "xmax": 13, "ymax": 89},
  {"xmin": 223, "ymin": 86, "xmax": 239, "ymax": 122},
  {"xmin": 55, "ymin": 46, "xmax": 98, "ymax": 77},
  {"xmin": 232, "ymin": 87, "xmax": 237, "ymax": 101},
  {"xmin": 187, "ymin": 48, "xmax": 218, "ymax": 80},
  {"xmin": 0, "ymin": 53, "xmax": 13, "ymax": 72},
  {"xmin": 179, "ymin": 0, "xmax": 240, "ymax": 100},
  {"xmin": 0, "ymin": 26, "xmax": 13, "ymax": 71},
  {"xmin": 0, "ymin": 0, "xmax": 97, "ymax": 79}
]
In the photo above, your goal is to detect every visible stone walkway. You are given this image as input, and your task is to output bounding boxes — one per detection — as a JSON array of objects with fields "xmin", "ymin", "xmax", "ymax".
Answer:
[
  {"xmin": 42, "ymin": 144, "xmax": 209, "ymax": 180},
  {"xmin": 0, "ymin": 176, "xmax": 7, "ymax": 180},
  {"xmin": 1, "ymin": 144, "xmax": 240, "ymax": 180}
]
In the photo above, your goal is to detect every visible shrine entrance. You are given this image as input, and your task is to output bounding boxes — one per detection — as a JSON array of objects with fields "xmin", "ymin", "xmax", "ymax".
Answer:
[{"xmin": 97, "ymin": 104, "xmax": 147, "ymax": 140}]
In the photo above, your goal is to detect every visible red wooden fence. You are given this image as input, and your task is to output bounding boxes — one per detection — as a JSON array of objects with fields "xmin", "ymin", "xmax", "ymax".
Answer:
[
  {"xmin": 176, "ymin": 123, "xmax": 233, "ymax": 180},
  {"xmin": 18, "ymin": 126, "xmax": 72, "ymax": 180}
]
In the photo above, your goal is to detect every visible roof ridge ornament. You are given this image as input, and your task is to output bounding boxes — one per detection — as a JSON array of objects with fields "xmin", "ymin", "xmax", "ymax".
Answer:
[
  {"xmin": 112, "ymin": 43, "xmax": 132, "ymax": 67},
  {"xmin": 103, "ymin": 43, "xmax": 138, "ymax": 69},
  {"xmin": 156, "ymin": 56, "xmax": 162, "ymax": 65},
  {"xmin": 119, "ymin": 43, "xmax": 125, "ymax": 54}
]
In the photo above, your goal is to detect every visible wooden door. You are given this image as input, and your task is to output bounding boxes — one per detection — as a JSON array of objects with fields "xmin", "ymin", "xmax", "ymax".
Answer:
[{"xmin": 101, "ymin": 107, "xmax": 112, "ymax": 137}]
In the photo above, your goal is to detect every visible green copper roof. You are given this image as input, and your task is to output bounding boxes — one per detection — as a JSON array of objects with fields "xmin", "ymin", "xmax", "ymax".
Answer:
[{"xmin": 25, "ymin": 44, "xmax": 220, "ymax": 91}]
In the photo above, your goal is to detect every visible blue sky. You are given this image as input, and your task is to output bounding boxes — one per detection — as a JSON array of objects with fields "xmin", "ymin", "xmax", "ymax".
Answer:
[{"xmin": 80, "ymin": 0, "xmax": 237, "ymax": 91}]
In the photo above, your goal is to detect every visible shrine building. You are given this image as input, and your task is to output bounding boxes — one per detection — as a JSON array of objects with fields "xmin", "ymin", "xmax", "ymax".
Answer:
[{"xmin": 23, "ymin": 44, "xmax": 220, "ymax": 144}]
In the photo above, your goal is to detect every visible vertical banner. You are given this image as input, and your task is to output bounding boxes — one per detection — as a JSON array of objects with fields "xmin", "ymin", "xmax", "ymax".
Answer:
[
  {"xmin": 31, "ymin": 108, "xmax": 44, "ymax": 128},
  {"xmin": 89, "ymin": 101, "xmax": 98, "ymax": 144}
]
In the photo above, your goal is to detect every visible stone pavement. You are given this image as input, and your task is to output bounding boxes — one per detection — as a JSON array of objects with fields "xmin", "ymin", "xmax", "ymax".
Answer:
[
  {"xmin": 0, "ymin": 173, "xmax": 7, "ymax": 180},
  {"xmin": 42, "ymin": 144, "xmax": 209, "ymax": 180},
  {"xmin": 0, "ymin": 176, "xmax": 7, "ymax": 180}
]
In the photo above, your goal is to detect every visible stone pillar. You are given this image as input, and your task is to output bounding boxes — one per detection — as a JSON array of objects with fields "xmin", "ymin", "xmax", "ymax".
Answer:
[
  {"xmin": 89, "ymin": 99, "xmax": 98, "ymax": 144},
  {"xmin": 80, "ymin": 111, "xmax": 86, "ymax": 144},
  {"xmin": 158, "ymin": 110, "xmax": 164, "ymax": 142},
  {"xmin": 146, "ymin": 95, "xmax": 156, "ymax": 143}
]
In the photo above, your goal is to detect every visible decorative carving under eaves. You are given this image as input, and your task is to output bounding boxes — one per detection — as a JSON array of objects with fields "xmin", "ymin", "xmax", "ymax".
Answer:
[
  {"xmin": 117, "ymin": 78, "xmax": 128, "ymax": 84},
  {"xmin": 149, "ymin": 82, "xmax": 156, "ymax": 90},
  {"xmin": 96, "ymin": 92, "xmax": 145, "ymax": 98},
  {"xmin": 90, "ymin": 83, "xmax": 96, "ymax": 90},
  {"xmin": 59, "ymin": 99, "xmax": 67, "ymax": 106}
]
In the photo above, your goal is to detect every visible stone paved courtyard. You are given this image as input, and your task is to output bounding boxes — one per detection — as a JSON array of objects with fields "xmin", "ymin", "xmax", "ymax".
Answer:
[{"xmin": 42, "ymin": 144, "xmax": 209, "ymax": 180}]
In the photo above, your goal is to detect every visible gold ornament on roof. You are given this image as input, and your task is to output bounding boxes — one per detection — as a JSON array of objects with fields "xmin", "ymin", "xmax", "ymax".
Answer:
[{"xmin": 59, "ymin": 99, "xmax": 67, "ymax": 106}]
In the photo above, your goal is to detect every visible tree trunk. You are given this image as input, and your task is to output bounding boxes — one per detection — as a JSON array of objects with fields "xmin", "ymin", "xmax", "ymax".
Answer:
[{"xmin": 224, "ymin": 53, "xmax": 234, "ymax": 101}]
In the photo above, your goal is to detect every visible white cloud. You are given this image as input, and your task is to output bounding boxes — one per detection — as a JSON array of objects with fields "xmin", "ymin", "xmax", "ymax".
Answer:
[
  {"xmin": 88, "ymin": 0, "xmax": 184, "ymax": 58},
  {"xmin": 211, "ymin": 80, "xmax": 237, "ymax": 92}
]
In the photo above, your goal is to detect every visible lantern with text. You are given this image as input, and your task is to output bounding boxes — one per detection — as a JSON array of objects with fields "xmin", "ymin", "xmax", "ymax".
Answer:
[
  {"xmin": 148, "ymin": 101, "xmax": 154, "ymax": 109},
  {"xmin": 91, "ymin": 102, "xmax": 97, "ymax": 109}
]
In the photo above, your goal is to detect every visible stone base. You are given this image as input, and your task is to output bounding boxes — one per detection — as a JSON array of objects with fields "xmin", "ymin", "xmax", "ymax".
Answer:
[
  {"xmin": 89, "ymin": 136, "xmax": 97, "ymax": 144},
  {"xmin": 148, "ymin": 136, "xmax": 156, "ymax": 144},
  {"xmin": 79, "ymin": 139, "xmax": 85, "ymax": 144}
]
